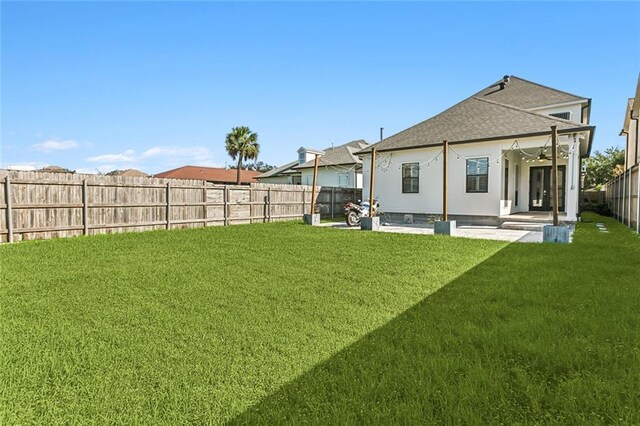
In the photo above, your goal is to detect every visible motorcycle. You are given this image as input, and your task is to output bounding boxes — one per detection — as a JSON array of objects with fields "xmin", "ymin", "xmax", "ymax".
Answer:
[{"xmin": 344, "ymin": 199, "xmax": 379, "ymax": 227}]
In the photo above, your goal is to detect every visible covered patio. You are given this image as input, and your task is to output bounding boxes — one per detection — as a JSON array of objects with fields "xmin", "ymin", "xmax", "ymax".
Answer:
[{"xmin": 319, "ymin": 221, "xmax": 544, "ymax": 243}]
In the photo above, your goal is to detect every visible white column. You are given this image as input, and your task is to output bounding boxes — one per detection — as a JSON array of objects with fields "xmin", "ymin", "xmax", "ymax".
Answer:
[{"xmin": 565, "ymin": 136, "xmax": 579, "ymax": 221}]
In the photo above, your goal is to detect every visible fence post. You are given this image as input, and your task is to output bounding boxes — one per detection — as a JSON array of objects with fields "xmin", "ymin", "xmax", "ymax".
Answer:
[
  {"xmin": 330, "ymin": 187, "xmax": 335, "ymax": 218},
  {"xmin": 224, "ymin": 186, "xmax": 229, "ymax": 226},
  {"xmin": 202, "ymin": 181, "xmax": 208, "ymax": 228},
  {"xmin": 618, "ymin": 176, "xmax": 622, "ymax": 220},
  {"xmin": 302, "ymin": 188, "xmax": 306, "ymax": 216},
  {"xmin": 166, "ymin": 181, "xmax": 171, "ymax": 230},
  {"xmin": 82, "ymin": 179, "xmax": 89, "ymax": 235},
  {"xmin": 5, "ymin": 176, "xmax": 13, "ymax": 243},
  {"xmin": 267, "ymin": 187, "xmax": 272, "ymax": 223}
]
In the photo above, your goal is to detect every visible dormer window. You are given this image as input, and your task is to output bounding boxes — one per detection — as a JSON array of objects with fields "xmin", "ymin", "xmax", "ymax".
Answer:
[
  {"xmin": 550, "ymin": 112, "xmax": 572, "ymax": 121},
  {"xmin": 298, "ymin": 151, "xmax": 306, "ymax": 164}
]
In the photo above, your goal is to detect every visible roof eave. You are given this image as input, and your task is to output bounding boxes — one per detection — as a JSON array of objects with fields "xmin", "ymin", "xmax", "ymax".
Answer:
[{"xmin": 356, "ymin": 127, "xmax": 594, "ymax": 155}]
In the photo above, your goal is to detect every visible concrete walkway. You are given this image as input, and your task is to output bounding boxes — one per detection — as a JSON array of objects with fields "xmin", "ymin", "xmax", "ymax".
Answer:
[{"xmin": 319, "ymin": 221, "xmax": 542, "ymax": 243}]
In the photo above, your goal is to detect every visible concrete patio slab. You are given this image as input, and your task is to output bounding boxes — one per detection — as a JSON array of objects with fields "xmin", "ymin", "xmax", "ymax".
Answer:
[{"xmin": 318, "ymin": 221, "xmax": 542, "ymax": 243}]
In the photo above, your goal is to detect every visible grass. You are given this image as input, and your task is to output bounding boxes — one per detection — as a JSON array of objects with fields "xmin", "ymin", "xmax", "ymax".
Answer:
[{"xmin": 1, "ymin": 214, "xmax": 638, "ymax": 424}]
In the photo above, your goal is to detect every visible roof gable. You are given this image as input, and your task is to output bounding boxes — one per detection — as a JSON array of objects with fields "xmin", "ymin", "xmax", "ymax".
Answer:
[
  {"xmin": 294, "ymin": 140, "xmax": 369, "ymax": 169},
  {"xmin": 154, "ymin": 166, "xmax": 260, "ymax": 183},
  {"xmin": 358, "ymin": 97, "xmax": 590, "ymax": 153},
  {"xmin": 255, "ymin": 161, "xmax": 299, "ymax": 179},
  {"xmin": 473, "ymin": 76, "xmax": 587, "ymax": 110}
]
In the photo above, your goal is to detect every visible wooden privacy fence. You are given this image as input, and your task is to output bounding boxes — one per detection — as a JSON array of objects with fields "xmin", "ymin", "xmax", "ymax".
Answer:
[
  {"xmin": 603, "ymin": 164, "xmax": 639, "ymax": 233},
  {"xmin": 0, "ymin": 170, "xmax": 362, "ymax": 243}
]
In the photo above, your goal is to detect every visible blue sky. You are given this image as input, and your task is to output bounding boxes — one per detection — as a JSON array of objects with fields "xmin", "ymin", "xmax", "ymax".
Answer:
[{"xmin": 2, "ymin": 1, "xmax": 639, "ymax": 174}]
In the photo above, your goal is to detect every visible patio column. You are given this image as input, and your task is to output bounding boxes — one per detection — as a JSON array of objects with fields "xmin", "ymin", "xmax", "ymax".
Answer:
[
  {"xmin": 310, "ymin": 154, "xmax": 319, "ymax": 215},
  {"xmin": 442, "ymin": 140, "xmax": 448, "ymax": 221},
  {"xmin": 551, "ymin": 126, "xmax": 559, "ymax": 226},
  {"xmin": 565, "ymin": 135, "xmax": 579, "ymax": 221},
  {"xmin": 369, "ymin": 148, "xmax": 376, "ymax": 217}
]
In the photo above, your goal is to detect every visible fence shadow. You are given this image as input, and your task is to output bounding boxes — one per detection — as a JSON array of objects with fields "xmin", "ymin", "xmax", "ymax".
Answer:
[{"xmin": 229, "ymin": 221, "xmax": 638, "ymax": 424}]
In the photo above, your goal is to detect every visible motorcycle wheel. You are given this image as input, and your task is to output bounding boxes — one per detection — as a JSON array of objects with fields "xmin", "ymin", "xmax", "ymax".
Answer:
[{"xmin": 346, "ymin": 211, "xmax": 360, "ymax": 227}]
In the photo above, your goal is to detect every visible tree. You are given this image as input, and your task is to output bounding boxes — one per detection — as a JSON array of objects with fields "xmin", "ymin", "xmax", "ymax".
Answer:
[
  {"xmin": 229, "ymin": 161, "xmax": 274, "ymax": 172},
  {"xmin": 224, "ymin": 126, "xmax": 260, "ymax": 184},
  {"xmin": 583, "ymin": 146, "xmax": 625, "ymax": 189}
]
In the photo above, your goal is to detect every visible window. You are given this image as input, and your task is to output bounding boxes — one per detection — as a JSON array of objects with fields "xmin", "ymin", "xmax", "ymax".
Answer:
[
  {"xmin": 338, "ymin": 173, "xmax": 349, "ymax": 188},
  {"xmin": 305, "ymin": 175, "xmax": 312, "ymax": 185},
  {"xmin": 402, "ymin": 163, "xmax": 419, "ymax": 193},
  {"xmin": 550, "ymin": 112, "xmax": 572, "ymax": 121},
  {"xmin": 466, "ymin": 158, "xmax": 488, "ymax": 193},
  {"xmin": 298, "ymin": 151, "xmax": 307, "ymax": 164},
  {"xmin": 291, "ymin": 176, "xmax": 302, "ymax": 185}
]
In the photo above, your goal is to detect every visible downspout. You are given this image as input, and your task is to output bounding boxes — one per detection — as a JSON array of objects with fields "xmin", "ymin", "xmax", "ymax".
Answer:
[
  {"xmin": 620, "ymin": 129, "xmax": 628, "ymax": 222},
  {"xmin": 624, "ymin": 136, "xmax": 628, "ymax": 227}
]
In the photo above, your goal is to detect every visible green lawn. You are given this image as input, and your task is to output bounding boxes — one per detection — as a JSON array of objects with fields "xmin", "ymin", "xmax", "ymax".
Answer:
[{"xmin": 1, "ymin": 214, "xmax": 638, "ymax": 424}]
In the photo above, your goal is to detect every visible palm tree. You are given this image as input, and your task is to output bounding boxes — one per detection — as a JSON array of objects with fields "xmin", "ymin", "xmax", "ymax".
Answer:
[{"xmin": 225, "ymin": 126, "xmax": 260, "ymax": 184}]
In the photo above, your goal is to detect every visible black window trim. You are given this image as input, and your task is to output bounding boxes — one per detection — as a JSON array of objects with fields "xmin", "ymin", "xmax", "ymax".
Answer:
[
  {"xmin": 402, "ymin": 162, "xmax": 419, "ymax": 194},
  {"xmin": 466, "ymin": 157, "xmax": 489, "ymax": 193}
]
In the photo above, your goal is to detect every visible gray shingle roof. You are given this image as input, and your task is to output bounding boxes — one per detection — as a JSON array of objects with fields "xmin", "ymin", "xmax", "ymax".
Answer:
[
  {"xmin": 357, "ymin": 97, "xmax": 591, "ymax": 154},
  {"xmin": 473, "ymin": 76, "xmax": 586, "ymax": 109},
  {"xmin": 255, "ymin": 160, "xmax": 299, "ymax": 179},
  {"xmin": 294, "ymin": 140, "xmax": 369, "ymax": 169}
]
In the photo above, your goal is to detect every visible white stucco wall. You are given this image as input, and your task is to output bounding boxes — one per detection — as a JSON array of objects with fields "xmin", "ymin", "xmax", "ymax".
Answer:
[{"xmin": 362, "ymin": 135, "xmax": 580, "ymax": 220}]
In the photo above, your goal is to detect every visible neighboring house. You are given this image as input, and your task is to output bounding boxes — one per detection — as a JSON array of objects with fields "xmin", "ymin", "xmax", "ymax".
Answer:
[
  {"xmin": 257, "ymin": 140, "xmax": 369, "ymax": 188},
  {"xmin": 254, "ymin": 161, "xmax": 301, "ymax": 185},
  {"xmin": 356, "ymin": 75, "xmax": 595, "ymax": 224},
  {"xmin": 40, "ymin": 165, "xmax": 75, "ymax": 173},
  {"xmin": 154, "ymin": 166, "xmax": 260, "ymax": 185},
  {"xmin": 108, "ymin": 169, "xmax": 150, "ymax": 177},
  {"xmin": 620, "ymin": 74, "xmax": 640, "ymax": 170}
]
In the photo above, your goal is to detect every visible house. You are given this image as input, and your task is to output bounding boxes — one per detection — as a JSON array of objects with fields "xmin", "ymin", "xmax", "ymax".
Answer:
[
  {"xmin": 254, "ymin": 161, "xmax": 302, "ymax": 185},
  {"xmin": 39, "ymin": 165, "xmax": 75, "ymax": 173},
  {"xmin": 107, "ymin": 168, "xmax": 150, "ymax": 177},
  {"xmin": 608, "ymin": 73, "xmax": 640, "ymax": 232},
  {"xmin": 356, "ymin": 76, "xmax": 595, "ymax": 224},
  {"xmin": 256, "ymin": 140, "xmax": 370, "ymax": 188},
  {"xmin": 620, "ymin": 74, "xmax": 639, "ymax": 170},
  {"xmin": 154, "ymin": 165, "xmax": 260, "ymax": 185}
]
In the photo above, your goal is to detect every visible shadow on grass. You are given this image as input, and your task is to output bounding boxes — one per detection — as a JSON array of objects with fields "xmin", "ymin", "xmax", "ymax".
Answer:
[{"xmin": 230, "ymin": 216, "xmax": 639, "ymax": 424}]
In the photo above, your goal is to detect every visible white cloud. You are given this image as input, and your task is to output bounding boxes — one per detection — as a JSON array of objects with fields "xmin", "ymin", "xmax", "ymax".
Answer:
[
  {"xmin": 4, "ymin": 162, "xmax": 49, "ymax": 171},
  {"xmin": 82, "ymin": 145, "xmax": 220, "ymax": 174},
  {"xmin": 141, "ymin": 146, "xmax": 220, "ymax": 168},
  {"xmin": 141, "ymin": 146, "xmax": 211, "ymax": 161},
  {"xmin": 75, "ymin": 165, "xmax": 115, "ymax": 175},
  {"xmin": 32, "ymin": 139, "xmax": 79, "ymax": 153},
  {"xmin": 86, "ymin": 150, "xmax": 136, "ymax": 163}
]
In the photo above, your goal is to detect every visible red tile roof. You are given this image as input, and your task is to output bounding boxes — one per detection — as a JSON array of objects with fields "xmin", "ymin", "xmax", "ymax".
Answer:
[{"xmin": 154, "ymin": 165, "xmax": 260, "ymax": 184}]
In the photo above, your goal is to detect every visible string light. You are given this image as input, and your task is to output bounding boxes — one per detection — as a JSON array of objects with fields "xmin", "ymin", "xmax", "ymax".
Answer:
[{"xmin": 369, "ymin": 134, "xmax": 578, "ymax": 173}]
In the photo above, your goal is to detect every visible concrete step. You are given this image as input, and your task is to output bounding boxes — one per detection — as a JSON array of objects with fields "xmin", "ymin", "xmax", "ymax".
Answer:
[{"xmin": 500, "ymin": 221, "xmax": 549, "ymax": 231}]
